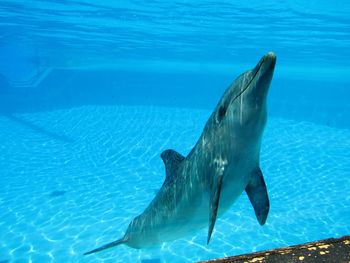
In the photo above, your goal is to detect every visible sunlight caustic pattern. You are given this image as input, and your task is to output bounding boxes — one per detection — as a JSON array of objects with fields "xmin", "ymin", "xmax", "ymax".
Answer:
[{"xmin": 0, "ymin": 105, "xmax": 349, "ymax": 263}]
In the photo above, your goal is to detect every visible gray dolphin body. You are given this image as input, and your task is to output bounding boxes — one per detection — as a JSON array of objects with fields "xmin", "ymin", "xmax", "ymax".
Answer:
[{"xmin": 84, "ymin": 52, "xmax": 276, "ymax": 255}]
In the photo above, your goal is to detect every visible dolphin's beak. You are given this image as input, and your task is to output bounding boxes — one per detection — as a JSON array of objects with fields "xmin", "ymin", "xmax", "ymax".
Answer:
[
  {"xmin": 253, "ymin": 52, "xmax": 276, "ymax": 76},
  {"xmin": 250, "ymin": 52, "xmax": 276, "ymax": 99},
  {"xmin": 261, "ymin": 51, "xmax": 276, "ymax": 73}
]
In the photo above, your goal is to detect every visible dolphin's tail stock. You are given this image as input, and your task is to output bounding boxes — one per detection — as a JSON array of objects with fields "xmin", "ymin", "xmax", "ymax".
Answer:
[{"xmin": 84, "ymin": 237, "xmax": 127, "ymax": 255}]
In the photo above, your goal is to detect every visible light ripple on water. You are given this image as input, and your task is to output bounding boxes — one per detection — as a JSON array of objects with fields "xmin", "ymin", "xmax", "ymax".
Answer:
[{"xmin": 0, "ymin": 105, "xmax": 349, "ymax": 263}]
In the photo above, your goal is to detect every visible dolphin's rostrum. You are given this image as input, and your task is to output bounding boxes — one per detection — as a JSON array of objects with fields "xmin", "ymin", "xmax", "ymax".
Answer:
[{"xmin": 84, "ymin": 52, "xmax": 276, "ymax": 255}]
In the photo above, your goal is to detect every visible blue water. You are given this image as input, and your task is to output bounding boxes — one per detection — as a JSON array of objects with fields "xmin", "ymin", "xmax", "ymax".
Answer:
[{"xmin": 1, "ymin": 1, "xmax": 350, "ymax": 263}]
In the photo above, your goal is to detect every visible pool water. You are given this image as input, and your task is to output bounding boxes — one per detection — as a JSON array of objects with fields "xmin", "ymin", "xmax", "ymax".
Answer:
[
  {"xmin": 1, "ymin": 1, "xmax": 350, "ymax": 262},
  {"xmin": 1, "ymin": 105, "xmax": 349, "ymax": 262}
]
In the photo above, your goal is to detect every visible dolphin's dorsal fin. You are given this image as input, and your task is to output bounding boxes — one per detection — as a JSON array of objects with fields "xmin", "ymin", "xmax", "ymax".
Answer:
[
  {"xmin": 245, "ymin": 167, "xmax": 270, "ymax": 225},
  {"xmin": 207, "ymin": 174, "xmax": 223, "ymax": 244},
  {"xmin": 160, "ymin": 149, "xmax": 185, "ymax": 178}
]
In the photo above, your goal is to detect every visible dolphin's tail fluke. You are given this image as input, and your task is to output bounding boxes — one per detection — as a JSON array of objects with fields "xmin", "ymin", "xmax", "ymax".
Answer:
[{"xmin": 84, "ymin": 238, "xmax": 126, "ymax": 255}]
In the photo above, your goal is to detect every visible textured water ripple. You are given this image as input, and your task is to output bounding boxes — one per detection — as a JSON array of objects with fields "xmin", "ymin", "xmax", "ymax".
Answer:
[{"xmin": 0, "ymin": 105, "xmax": 349, "ymax": 263}]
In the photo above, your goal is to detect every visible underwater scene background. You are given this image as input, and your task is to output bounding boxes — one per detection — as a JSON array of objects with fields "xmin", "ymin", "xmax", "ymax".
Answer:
[{"xmin": 0, "ymin": 1, "xmax": 349, "ymax": 262}]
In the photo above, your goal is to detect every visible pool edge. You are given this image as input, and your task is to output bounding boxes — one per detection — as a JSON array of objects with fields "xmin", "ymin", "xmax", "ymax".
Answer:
[{"xmin": 198, "ymin": 235, "xmax": 350, "ymax": 262}]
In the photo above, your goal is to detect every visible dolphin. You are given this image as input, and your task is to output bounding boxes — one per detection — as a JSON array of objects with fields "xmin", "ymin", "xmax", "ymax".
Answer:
[{"xmin": 84, "ymin": 52, "xmax": 276, "ymax": 255}]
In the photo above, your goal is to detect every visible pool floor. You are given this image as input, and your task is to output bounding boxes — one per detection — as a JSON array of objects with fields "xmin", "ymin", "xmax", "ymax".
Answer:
[{"xmin": 0, "ymin": 105, "xmax": 349, "ymax": 263}]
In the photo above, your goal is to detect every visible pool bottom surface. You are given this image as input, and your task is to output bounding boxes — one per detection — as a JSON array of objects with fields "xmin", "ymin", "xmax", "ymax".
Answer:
[{"xmin": 0, "ymin": 105, "xmax": 349, "ymax": 263}]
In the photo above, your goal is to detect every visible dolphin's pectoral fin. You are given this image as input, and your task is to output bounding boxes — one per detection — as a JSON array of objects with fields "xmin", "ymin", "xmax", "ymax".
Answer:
[
  {"xmin": 207, "ymin": 174, "xmax": 223, "ymax": 245},
  {"xmin": 245, "ymin": 167, "xmax": 270, "ymax": 225},
  {"xmin": 160, "ymin": 149, "xmax": 185, "ymax": 178}
]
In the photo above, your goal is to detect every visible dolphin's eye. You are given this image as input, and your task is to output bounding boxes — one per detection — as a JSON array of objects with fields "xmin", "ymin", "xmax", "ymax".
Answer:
[{"xmin": 217, "ymin": 105, "xmax": 227, "ymax": 122}]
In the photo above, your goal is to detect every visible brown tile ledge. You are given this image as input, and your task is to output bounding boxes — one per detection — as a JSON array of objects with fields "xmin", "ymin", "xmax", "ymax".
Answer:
[{"xmin": 198, "ymin": 235, "xmax": 350, "ymax": 263}]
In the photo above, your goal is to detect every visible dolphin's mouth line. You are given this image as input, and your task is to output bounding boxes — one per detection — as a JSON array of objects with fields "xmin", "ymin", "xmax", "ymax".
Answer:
[{"xmin": 230, "ymin": 57, "xmax": 264, "ymax": 104}]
